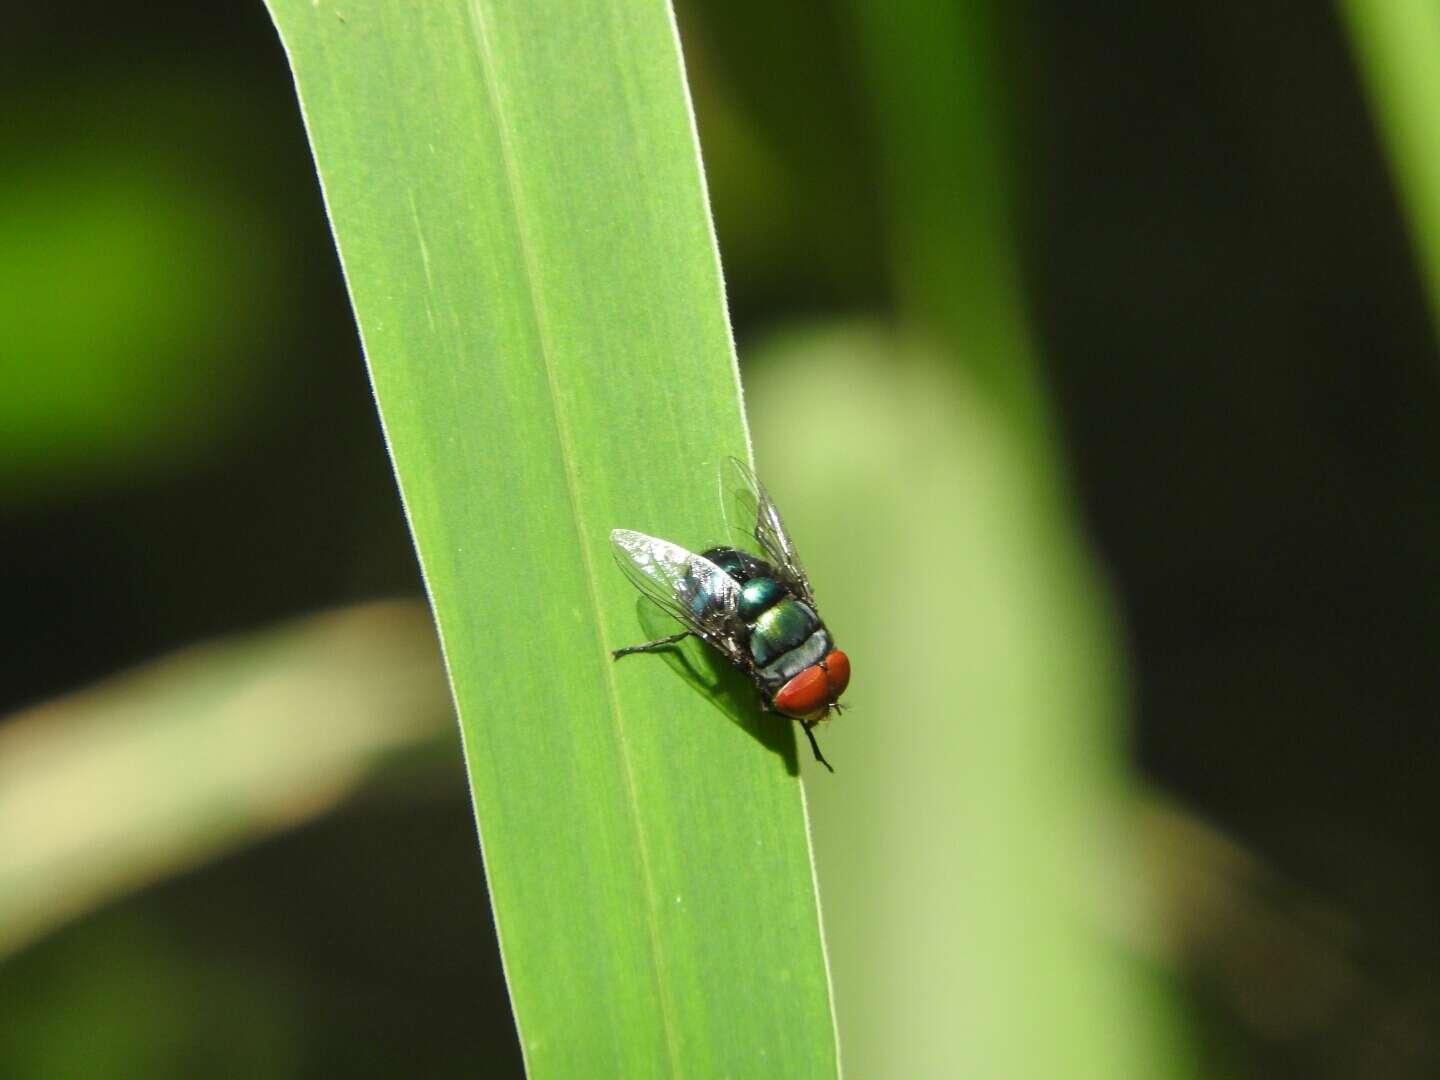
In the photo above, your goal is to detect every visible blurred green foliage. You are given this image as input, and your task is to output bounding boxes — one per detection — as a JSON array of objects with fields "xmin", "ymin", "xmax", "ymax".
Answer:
[
  {"xmin": 1344, "ymin": 0, "xmax": 1440, "ymax": 335},
  {"xmin": 748, "ymin": 326, "xmax": 1192, "ymax": 1077},
  {"xmin": 3, "ymin": 912, "xmax": 303, "ymax": 1077},
  {"xmin": 0, "ymin": 87, "xmax": 280, "ymax": 500}
]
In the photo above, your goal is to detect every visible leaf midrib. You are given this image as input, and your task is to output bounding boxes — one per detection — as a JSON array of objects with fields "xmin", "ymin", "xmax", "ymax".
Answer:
[{"xmin": 464, "ymin": 2, "xmax": 683, "ymax": 1072}]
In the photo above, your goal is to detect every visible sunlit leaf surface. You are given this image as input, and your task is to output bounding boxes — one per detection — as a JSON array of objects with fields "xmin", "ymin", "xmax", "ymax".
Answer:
[{"xmin": 265, "ymin": 2, "xmax": 837, "ymax": 1075}]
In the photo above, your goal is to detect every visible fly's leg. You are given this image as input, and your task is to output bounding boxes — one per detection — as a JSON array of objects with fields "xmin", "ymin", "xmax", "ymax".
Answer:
[
  {"xmin": 801, "ymin": 721, "xmax": 834, "ymax": 773},
  {"xmin": 612, "ymin": 632, "xmax": 694, "ymax": 659}
]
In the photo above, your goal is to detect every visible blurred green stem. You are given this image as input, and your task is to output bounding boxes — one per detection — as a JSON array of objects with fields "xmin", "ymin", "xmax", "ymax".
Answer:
[
  {"xmin": 800, "ymin": 2, "xmax": 1198, "ymax": 1074},
  {"xmin": 845, "ymin": 0, "xmax": 1053, "ymax": 459},
  {"xmin": 1343, "ymin": 0, "xmax": 1440, "ymax": 338}
]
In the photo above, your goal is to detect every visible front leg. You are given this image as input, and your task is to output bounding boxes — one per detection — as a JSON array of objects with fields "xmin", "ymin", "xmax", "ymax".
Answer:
[
  {"xmin": 801, "ymin": 721, "xmax": 834, "ymax": 773},
  {"xmin": 612, "ymin": 631, "xmax": 694, "ymax": 659}
]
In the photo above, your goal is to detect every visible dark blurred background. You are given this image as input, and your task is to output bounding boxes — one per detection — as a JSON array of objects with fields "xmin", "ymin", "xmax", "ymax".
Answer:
[{"xmin": 3, "ymin": 3, "xmax": 1437, "ymax": 1077}]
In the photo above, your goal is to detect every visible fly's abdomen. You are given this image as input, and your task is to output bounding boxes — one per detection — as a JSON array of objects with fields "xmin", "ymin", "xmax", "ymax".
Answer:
[
  {"xmin": 685, "ymin": 575, "xmax": 732, "ymax": 621},
  {"xmin": 738, "ymin": 576, "xmax": 785, "ymax": 620},
  {"xmin": 682, "ymin": 551, "xmax": 786, "ymax": 629}
]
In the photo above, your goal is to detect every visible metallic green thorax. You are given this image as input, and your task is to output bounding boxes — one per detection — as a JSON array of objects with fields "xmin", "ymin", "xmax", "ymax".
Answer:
[
  {"xmin": 700, "ymin": 546, "xmax": 832, "ymax": 692},
  {"xmin": 751, "ymin": 597, "xmax": 816, "ymax": 665}
]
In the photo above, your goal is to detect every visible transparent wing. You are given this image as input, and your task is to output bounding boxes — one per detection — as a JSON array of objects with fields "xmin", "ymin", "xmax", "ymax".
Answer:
[
  {"xmin": 721, "ymin": 456, "xmax": 816, "ymax": 606},
  {"xmin": 610, "ymin": 529, "xmax": 749, "ymax": 662}
]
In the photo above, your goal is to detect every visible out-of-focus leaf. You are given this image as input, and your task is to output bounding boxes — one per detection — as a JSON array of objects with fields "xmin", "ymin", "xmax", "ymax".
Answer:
[
  {"xmin": 1342, "ymin": 0, "xmax": 1440, "ymax": 336},
  {"xmin": 0, "ymin": 600, "xmax": 450, "ymax": 957},
  {"xmin": 844, "ymin": 0, "xmax": 1053, "ymax": 452},
  {"xmin": 749, "ymin": 324, "xmax": 1195, "ymax": 1078}
]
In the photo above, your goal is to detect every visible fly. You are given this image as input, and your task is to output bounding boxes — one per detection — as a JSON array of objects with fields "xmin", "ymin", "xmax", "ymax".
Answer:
[{"xmin": 610, "ymin": 457, "xmax": 850, "ymax": 771}]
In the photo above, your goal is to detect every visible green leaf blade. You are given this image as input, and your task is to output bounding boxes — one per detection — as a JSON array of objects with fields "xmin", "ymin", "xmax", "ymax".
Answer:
[{"xmin": 265, "ymin": 1, "xmax": 837, "ymax": 1075}]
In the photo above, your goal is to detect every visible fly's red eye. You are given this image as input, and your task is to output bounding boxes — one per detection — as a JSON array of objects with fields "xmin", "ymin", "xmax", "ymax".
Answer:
[
  {"xmin": 774, "ymin": 651, "xmax": 851, "ymax": 719},
  {"xmin": 823, "ymin": 650, "xmax": 850, "ymax": 700},
  {"xmin": 773, "ymin": 666, "xmax": 830, "ymax": 718}
]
